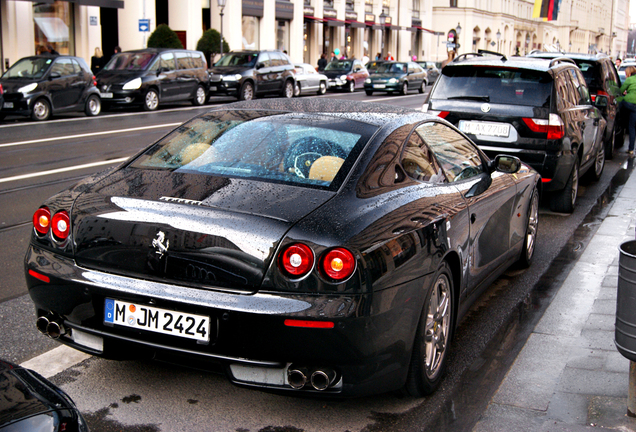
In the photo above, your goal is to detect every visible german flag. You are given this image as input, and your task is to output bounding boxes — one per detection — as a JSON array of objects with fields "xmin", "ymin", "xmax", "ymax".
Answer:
[{"xmin": 533, "ymin": 0, "xmax": 560, "ymax": 20}]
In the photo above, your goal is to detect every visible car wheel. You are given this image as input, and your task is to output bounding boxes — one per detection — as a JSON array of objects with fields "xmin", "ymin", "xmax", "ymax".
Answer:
[
  {"xmin": 404, "ymin": 261, "xmax": 454, "ymax": 396},
  {"xmin": 294, "ymin": 83, "xmax": 301, "ymax": 97},
  {"xmin": 401, "ymin": 81, "xmax": 408, "ymax": 95},
  {"xmin": 605, "ymin": 128, "xmax": 615, "ymax": 160},
  {"xmin": 586, "ymin": 142, "xmax": 605, "ymax": 181},
  {"xmin": 517, "ymin": 188, "xmax": 539, "ymax": 268},
  {"xmin": 282, "ymin": 80, "xmax": 294, "ymax": 98},
  {"xmin": 550, "ymin": 155, "xmax": 579, "ymax": 213},
  {"xmin": 31, "ymin": 98, "xmax": 51, "ymax": 121},
  {"xmin": 192, "ymin": 85, "xmax": 206, "ymax": 106},
  {"xmin": 317, "ymin": 81, "xmax": 327, "ymax": 95},
  {"xmin": 84, "ymin": 94, "xmax": 101, "ymax": 117},
  {"xmin": 238, "ymin": 81, "xmax": 254, "ymax": 101},
  {"xmin": 419, "ymin": 81, "xmax": 427, "ymax": 94},
  {"xmin": 143, "ymin": 89, "xmax": 159, "ymax": 111},
  {"xmin": 348, "ymin": 80, "xmax": 355, "ymax": 93},
  {"xmin": 365, "ymin": 90, "xmax": 373, "ymax": 96}
]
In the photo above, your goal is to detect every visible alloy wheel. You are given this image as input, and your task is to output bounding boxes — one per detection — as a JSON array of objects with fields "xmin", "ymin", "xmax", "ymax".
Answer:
[{"xmin": 424, "ymin": 273, "xmax": 451, "ymax": 379}]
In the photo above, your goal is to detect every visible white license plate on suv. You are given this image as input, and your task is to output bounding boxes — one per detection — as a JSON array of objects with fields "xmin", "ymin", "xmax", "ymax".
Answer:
[
  {"xmin": 104, "ymin": 298, "xmax": 210, "ymax": 342},
  {"xmin": 459, "ymin": 121, "xmax": 510, "ymax": 138},
  {"xmin": 3, "ymin": 102, "xmax": 13, "ymax": 109}
]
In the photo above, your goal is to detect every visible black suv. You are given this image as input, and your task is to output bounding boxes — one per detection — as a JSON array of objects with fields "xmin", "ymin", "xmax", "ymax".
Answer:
[
  {"xmin": 424, "ymin": 52, "xmax": 607, "ymax": 213},
  {"xmin": 528, "ymin": 51, "xmax": 624, "ymax": 158},
  {"xmin": 96, "ymin": 48, "xmax": 209, "ymax": 111},
  {"xmin": 208, "ymin": 51, "xmax": 295, "ymax": 100},
  {"xmin": 0, "ymin": 55, "xmax": 101, "ymax": 121}
]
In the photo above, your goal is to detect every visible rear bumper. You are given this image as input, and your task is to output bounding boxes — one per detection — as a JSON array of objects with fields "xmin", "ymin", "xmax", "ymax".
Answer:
[{"xmin": 25, "ymin": 244, "xmax": 426, "ymax": 397}]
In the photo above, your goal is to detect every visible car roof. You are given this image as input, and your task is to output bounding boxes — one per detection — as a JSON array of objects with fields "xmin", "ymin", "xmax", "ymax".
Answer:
[
  {"xmin": 446, "ymin": 55, "xmax": 557, "ymax": 72},
  {"xmin": 527, "ymin": 51, "xmax": 610, "ymax": 62}
]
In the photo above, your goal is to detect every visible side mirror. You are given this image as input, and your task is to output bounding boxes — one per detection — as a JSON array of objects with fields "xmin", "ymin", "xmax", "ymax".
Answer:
[
  {"xmin": 255, "ymin": 62, "xmax": 264, "ymax": 70},
  {"xmin": 490, "ymin": 154, "xmax": 522, "ymax": 174},
  {"xmin": 594, "ymin": 95, "xmax": 608, "ymax": 108}
]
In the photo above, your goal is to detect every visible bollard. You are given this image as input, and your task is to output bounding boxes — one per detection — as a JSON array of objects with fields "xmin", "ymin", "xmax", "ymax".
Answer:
[
  {"xmin": 616, "ymin": 241, "xmax": 636, "ymax": 361},
  {"xmin": 630, "ymin": 362, "xmax": 636, "ymax": 417}
]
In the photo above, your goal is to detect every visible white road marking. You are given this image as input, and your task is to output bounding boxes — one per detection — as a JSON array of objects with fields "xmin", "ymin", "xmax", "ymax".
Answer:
[
  {"xmin": 0, "ymin": 157, "xmax": 129, "ymax": 184},
  {"xmin": 0, "ymin": 123, "xmax": 180, "ymax": 149},
  {"xmin": 21, "ymin": 345, "xmax": 91, "ymax": 378}
]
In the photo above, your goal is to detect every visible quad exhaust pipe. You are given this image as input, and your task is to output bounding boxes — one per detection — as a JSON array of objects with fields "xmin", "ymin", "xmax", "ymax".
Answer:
[
  {"xmin": 287, "ymin": 365, "xmax": 337, "ymax": 391},
  {"xmin": 36, "ymin": 315, "xmax": 67, "ymax": 339}
]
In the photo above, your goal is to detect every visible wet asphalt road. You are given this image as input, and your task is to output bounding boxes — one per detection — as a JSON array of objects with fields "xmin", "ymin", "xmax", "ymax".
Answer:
[{"xmin": 0, "ymin": 88, "xmax": 629, "ymax": 431}]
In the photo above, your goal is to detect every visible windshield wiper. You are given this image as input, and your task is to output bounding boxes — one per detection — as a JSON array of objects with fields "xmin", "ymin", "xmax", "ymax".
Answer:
[{"xmin": 447, "ymin": 95, "xmax": 490, "ymax": 102}]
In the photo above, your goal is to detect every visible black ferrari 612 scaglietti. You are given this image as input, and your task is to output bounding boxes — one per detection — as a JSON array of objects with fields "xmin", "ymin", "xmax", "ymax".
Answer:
[{"xmin": 25, "ymin": 99, "xmax": 539, "ymax": 398}]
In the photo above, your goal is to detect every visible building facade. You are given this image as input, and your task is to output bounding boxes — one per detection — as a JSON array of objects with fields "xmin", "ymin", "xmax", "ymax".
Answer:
[{"xmin": 0, "ymin": 0, "xmax": 629, "ymax": 76}]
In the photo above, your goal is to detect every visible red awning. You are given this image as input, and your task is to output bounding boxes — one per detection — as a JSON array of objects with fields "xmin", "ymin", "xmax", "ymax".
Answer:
[{"xmin": 345, "ymin": 19, "xmax": 366, "ymax": 28}]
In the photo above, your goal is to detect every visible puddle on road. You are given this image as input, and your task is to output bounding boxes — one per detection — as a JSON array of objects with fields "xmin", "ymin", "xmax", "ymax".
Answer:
[{"xmin": 425, "ymin": 158, "xmax": 636, "ymax": 431}]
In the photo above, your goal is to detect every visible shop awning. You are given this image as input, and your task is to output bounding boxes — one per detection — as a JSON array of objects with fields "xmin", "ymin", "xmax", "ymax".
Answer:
[
  {"xmin": 8, "ymin": 0, "xmax": 124, "ymax": 7},
  {"xmin": 323, "ymin": 17, "xmax": 345, "ymax": 27},
  {"xmin": 412, "ymin": 25, "xmax": 436, "ymax": 34},
  {"xmin": 345, "ymin": 20, "xmax": 366, "ymax": 28},
  {"xmin": 34, "ymin": 17, "xmax": 69, "ymax": 42}
]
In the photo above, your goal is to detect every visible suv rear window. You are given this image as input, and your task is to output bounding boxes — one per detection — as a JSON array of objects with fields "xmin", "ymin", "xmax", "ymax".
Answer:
[{"xmin": 433, "ymin": 66, "xmax": 552, "ymax": 108}]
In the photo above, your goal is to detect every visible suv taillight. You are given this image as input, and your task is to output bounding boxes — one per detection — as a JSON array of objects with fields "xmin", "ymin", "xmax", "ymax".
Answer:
[
  {"xmin": 0, "ymin": 83, "xmax": 3, "ymax": 95},
  {"xmin": 522, "ymin": 114, "xmax": 564, "ymax": 140},
  {"xmin": 591, "ymin": 89, "xmax": 608, "ymax": 103}
]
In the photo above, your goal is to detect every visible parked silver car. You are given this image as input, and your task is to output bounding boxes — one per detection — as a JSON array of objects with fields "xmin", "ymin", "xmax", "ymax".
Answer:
[{"xmin": 293, "ymin": 63, "xmax": 328, "ymax": 96}]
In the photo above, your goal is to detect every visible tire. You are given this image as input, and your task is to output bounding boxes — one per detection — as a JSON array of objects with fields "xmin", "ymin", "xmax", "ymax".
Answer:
[
  {"xmin": 294, "ymin": 83, "xmax": 301, "ymax": 97},
  {"xmin": 400, "ymin": 81, "xmax": 409, "ymax": 95},
  {"xmin": 282, "ymin": 80, "xmax": 294, "ymax": 98},
  {"xmin": 238, "ymin": 81, "xmax": 254, "ymax": 101},
  {"xmin": 404, "ymin": 261, "xmax": 454, "ymax": 397},
  {"xmin": 31, "ymin": 98, "xmax": 51, "ymax": 121},
  {"xmin": 348, "ymin": 80, "xmax": 355, "ymax": 93},
  {"xmin": 517, "ymin": 188, "xmax": 539, "ymax": 268},
  {"xmin": 85, "ymin": 94, "xmax": 101, "ymax": 117},
  {"xmin": 192, "ymin": 85, "xmax": 206, "ymax": 106},
  {"xmin": 419, "ymin": 80, "xmax": 427, "ymax": 94},
  {"xmin": 143, "ymin": 89, "xmax": 159, "ymax": 111},
  {"xmin": 586, "ymin": 142, "xmax": 605, "ymax": 182},
  {"xmin": 550, "ymin": 156, "xmax": 579, "ymax": 213},
  {"xmin": 365, "ymin": 90, "xmax": 373, "ymax": 96},
  {"xmin": 317, "ymin": 81, "xmax": 327, "ymax": 95},
  {"xmin": 605, "ymin": 126, "xmax": 615, "ymax": 160}
]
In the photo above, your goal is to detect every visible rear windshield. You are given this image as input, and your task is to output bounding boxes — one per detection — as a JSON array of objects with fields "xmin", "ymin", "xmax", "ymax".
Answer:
[
  {"xmin": 130, "ymin": 111, "xmax": 377, "ymax": 190},
  {"xmin": 433, "ymin": 66, "xmax": 552, "ymax": 107},
  {"xmin": 104, "ymin": 52, "xmax": 157, "ymax": 71},
  {"xmin": 376, "ymin": 63, "xmax": 408, "ymax": 74}
]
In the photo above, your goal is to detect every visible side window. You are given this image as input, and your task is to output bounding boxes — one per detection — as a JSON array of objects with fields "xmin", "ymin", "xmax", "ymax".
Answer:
[
  {"xmin": 258, "ymin": 53, "xmax": 271, "ymax": 68},
  {"xmin": 50, "ymin": 58, "xmax": 74, "ymax": 77},
  {"xmin": 159, "ymin": 52, "xmax": 176, "ymax": 71},
  {"xmin": 415, "ymin": 122, "xmax": 484, "ymax": 182},
  {"xmin": 400, "ymin": 130, "xmax": 444, "ymax": 183},
  {"xmin": 70, "ymin": 59, "xmax": 82, "ymax": 74},
  {"xmin": 554, "ymin": 72, "xmax": 572, "ymax": 110},
  {"xmin": 192, "ymin": 53, "xmax": 204, "ymax": 68},
  {"xmin": 176, "ymin": 52, "xmax": 190, "ymax": 70},
  {"xmin": 568, "ymin": 69, "xmax": 590, "ymax": 105}
]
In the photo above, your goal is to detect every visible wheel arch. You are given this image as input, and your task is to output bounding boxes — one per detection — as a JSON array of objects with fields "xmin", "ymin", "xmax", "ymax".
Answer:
[{"xmin": 441, "ymin": 250, "xmax": 462, "ymax": 332}]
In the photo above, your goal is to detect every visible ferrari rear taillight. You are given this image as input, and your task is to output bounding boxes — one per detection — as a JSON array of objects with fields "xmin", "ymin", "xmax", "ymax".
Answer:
[
  {"xmin": 522, "ymin": 114, "xmax": 565, "ymax": 140},
  {"xmin": 320, "ymin": 248, "xmax": 355, "ymax": 281},
  {"xmin": 279, "ymin": 243, "xmax": 314, "ymax": 278},
  {"xmin": 33, "ymin": 207, "xmax": 51, "ymax": 235},
  {"xmin": 51, "ymin": 211, "xmax": 70, "ymax": 240}
]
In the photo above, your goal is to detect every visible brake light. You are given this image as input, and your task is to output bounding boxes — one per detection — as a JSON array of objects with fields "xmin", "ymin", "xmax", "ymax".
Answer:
[
  {"xmin": 92, "ymin": 75, "xmax": 97, "ymax": 86},
  {"xmin": 33, "ymin": 207, "xmax": 51, "ymax": 235},
  {"xmin": 522, "ymin": 114, "xmax": 564, "ymax": 140},
  {"xmin": 279, "ymin": 243, "xmax": 314, "ymax": 278},
  {"xmin": 0, "ymin": 84, "xmax": 3, "ymax": 95},
  {"xmin": 284, "ymin": 319, "xmax": 335, "ymax": 328},
  {"xmin": 320, "ymin": 248, "xmax": 355, "ymax": 281},
  {"xmin": 28, "ymin": 269, "xmax": 50, "ymax": 283},
  {"xmin": 437, "ymin": 111, "xmax": 450, "ymax": 119},
  {"xmin": 51, "ymin": 211, "xmax": 70, "ymax": 241}
]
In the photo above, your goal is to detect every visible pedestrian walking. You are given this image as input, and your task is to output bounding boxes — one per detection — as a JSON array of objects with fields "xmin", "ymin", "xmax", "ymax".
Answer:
[{"xmin": 619, "ymin": 66, "xmax": 636, "ymax": 156}]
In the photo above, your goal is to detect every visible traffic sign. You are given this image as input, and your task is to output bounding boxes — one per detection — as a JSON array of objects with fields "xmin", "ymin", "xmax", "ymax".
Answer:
[{"xmin": 139, "ymin": 19, "xmax": 150, "ymax": 32}]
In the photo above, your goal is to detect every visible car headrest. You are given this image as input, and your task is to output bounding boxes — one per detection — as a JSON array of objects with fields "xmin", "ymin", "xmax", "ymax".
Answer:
[
  {"xmin": 308, "ymin": 156, "xmax": 344, "ymax": 182},
  {"xmin": 179, "ymin": 143, "xmax": 211, "ymax": 165}
]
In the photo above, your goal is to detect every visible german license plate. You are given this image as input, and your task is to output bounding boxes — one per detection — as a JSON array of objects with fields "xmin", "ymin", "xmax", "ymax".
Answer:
[
  {"xmin": 3, "ymin": 102, "xmax": 13, "ymax": 109},
  {"xmin": 373, "ymin": 84, "xmax": 386, "ymax": 89},
  {"xmin": 100, "ymin": 92, "xmax": 113, "ymax": 98},
  {"xmin": 459, "ymin": 121, "xmax": 510, "ymax": 138},
  {"xmin": 104, "ymin": 298, "xmax": 210, "ymax": 342},
  {"xmin": 209, "ymin": 86, "xmax": 217, "ymax": 91}
]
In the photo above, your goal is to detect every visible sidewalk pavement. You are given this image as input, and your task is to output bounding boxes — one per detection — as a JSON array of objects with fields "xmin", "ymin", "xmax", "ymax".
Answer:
[{"xmin": 472, "ymin": 164, "xmax": 636, "ymax": 432}]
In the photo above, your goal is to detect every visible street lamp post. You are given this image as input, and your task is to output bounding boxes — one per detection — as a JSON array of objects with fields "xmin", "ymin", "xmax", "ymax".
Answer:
[
  {"xmin": 496, "ymin": 29, "xmax": 501, "ymax": 53},
  {"xmin": 218, "ymin": 0, "xmax": 226, "ymax": 59}
]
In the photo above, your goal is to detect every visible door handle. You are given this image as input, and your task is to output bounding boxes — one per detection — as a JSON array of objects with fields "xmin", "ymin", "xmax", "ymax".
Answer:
[{"xmin": 470, "ymin": 213, "xmax": 476, "ymax": 224}]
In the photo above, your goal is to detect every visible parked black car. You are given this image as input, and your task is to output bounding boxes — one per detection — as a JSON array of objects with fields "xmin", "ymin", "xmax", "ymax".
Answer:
[
  {"xmin": 324, "ymin": 59, "xmax": 369, "ymax": 92},
  {"xmin": 363, "ymin": 61, "xmax": 428, "ymax": 95},
  {"xmin": 424, "ymin": 51, "xmax": 606, "ymax": 213},
  {"xmin": 25, "ymin": 98, "xmax": 540, "ymax": 398},
  {"xmin": 0, "ymin": 55, "xmax": 101, "ymax": 121},
  {"xmin": 208, "ymin": 50, "xmax": 296, "ymax": 100},
  {"xmin": 528, "ymin": 51, "xmax": 624, "ymax": 158},
  {"xmin": 96, "ymin": 48, "xmax": 209, "ymax": 111},
  {"xmin": 0, "ymin": 359, "xmax": 89, "ymax": 431}
]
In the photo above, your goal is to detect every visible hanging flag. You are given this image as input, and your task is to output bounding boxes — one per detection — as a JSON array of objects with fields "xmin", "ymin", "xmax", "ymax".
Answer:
[{"xmin": 532, "ymin": 0, "xmax": 543, "ymax": 18}]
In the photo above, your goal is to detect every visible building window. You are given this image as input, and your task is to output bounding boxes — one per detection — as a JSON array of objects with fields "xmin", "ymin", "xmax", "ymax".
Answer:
[
  {"xmin": 382, "ymin": 0, "xmax": 390, "ymax": 15},
  {"xmin": 450, "ymin": 0, "xmax": 458, "ymax": 7},
  {"xmin": 346, "ymin": 0, "xmax": 354, "ymax": 10},
  {"xmin": 277, "ymin": 20, "xmax": 290, "ymax": 53},
  {"xmin": 412, "ymin": 0, "xmax": 420, "ymax": 18},
  {"xmin": 324, "ymin": 0, "xmax": 334, "ymax": 8},
  {"xmin": 365, "ymin": 0, "xmax": 373, "ymax": 13},
  {"xmin": 242, "ymin": 16, "xmax": 259, "ymax": 50},
  {"xmin": 33, "ymin": 1, "xmax": 74, "ymax": 55}
]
